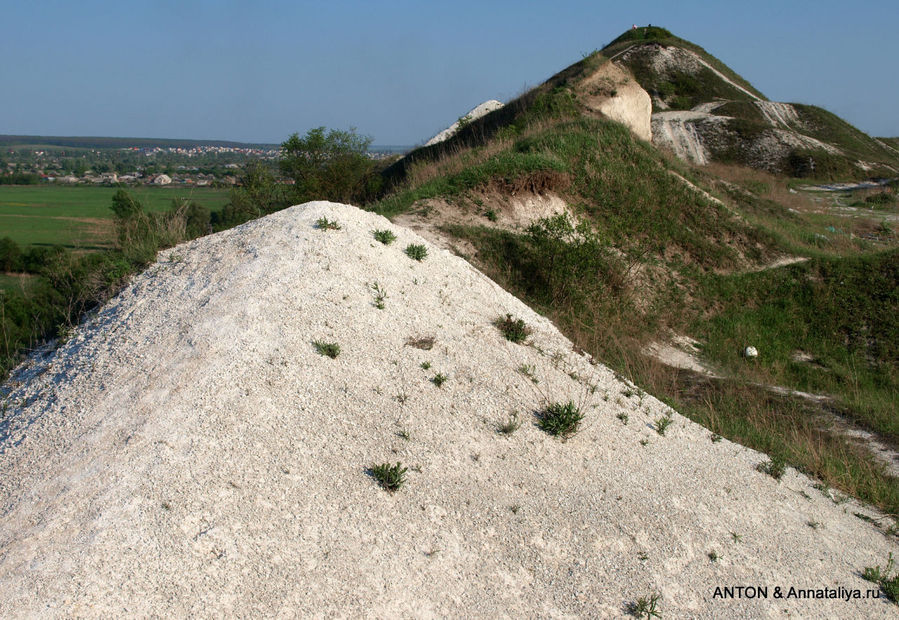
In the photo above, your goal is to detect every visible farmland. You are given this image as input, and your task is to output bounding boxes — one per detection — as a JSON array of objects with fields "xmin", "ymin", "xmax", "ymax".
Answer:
[{"xmin": 0, "ymin": 185, "xmax": 231, "ymax": 249}]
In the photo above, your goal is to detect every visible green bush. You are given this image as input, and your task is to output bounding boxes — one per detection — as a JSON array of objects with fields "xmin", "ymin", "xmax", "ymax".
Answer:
[
  {"xmin": 495, "ymin": 314, "xmax": 531, "ymax": 343},
  {"xmin": 280, "ymin": 127, "xmax": 375, "ymax": 203},
  {"xmin": 0, "ymin": 237, "xmax": 22, "ymax": 272}
]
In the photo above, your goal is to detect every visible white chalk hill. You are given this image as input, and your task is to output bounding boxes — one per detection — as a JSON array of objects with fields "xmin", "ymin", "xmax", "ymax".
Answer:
[
  {"xmin": 0, "ymin": 203, "xmax": 895, "ymax": 617},
  {"xmin": 425, "ymin": 100, "xmax": 504, "ymax": 146}
]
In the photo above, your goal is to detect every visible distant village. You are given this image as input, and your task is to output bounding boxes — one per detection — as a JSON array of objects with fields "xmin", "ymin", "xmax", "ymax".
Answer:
[
  {"xmin": 1, "ymin": 144, "xmax": 279, "ymax": 187},
  {"xmin": 2, "ymin": 142, "xmax": 403, "ymax": 187}
]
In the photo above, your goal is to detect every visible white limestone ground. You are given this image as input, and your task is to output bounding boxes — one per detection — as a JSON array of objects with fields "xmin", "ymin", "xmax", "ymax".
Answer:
[
  {"xmin": 424, "ymin": 100, "xmax": 504, "ymax": 146},
  {"xmin": 0, "ymin": 202, "xmax": 897, "ymax": 618}
]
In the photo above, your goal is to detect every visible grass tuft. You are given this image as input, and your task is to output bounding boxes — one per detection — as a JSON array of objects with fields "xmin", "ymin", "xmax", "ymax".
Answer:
[
  {"xmin": 371, "ymin": 281, "xmax": 388, "ymax": 309},
  {"xmin": 537, "ymin": 401, "xmax": 583, "ymax": 438},
  {"xmin": 655, "ymin": 415, "xmax": 673, "ymax": 435},
  {"xmin": 756, "ymin": 455, "xmax": 786, "ymax": 481},
  {"xmin": 372, "ymin": 229, "xmax": 397, "ymax": 244},
  {"xmin": 369, "ymin": 462, "xmax": 408, "ymax": 493},
  {"xmin": 627, "ymin": 592, "xmax": 661, "ymax": 619},
  {"xmin": 315, "ymin": 216, "xmax": 341, "ymax": 230},
  {"xmin": 313, "ymin": 340, "xmax": 340, "ymax": 358},
  {"xmin": 496, "ymin": 314, "xmax": 532, "ymax": 343},
  {"xmin": 405, "ymin": 243, "xmax": 428, "ymax": 261},
  {"xmin": 498, "ymin": 412, "xmax": 522, "ymax": 435},
  {"xmin": 432, "ymin": 372, "xmax": 448, "ymax": 387}
]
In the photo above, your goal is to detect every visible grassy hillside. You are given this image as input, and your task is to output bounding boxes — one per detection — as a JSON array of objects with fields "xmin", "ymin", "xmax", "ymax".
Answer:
[{"xmin": 372, "ymin": 40, "xmax": 899, "ymax": 516}]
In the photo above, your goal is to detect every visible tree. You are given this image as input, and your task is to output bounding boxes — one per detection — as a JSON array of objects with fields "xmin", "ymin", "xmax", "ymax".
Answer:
[
  {"xmin": 279, "ymin": 127, "xmax": 374, "ymax": 203},
  {"xmin": 0, "ymin": 237, "xmax": 22, "ymax": 272},
  {"xmin": 110, "ymin": 189, "xmax": 143, "ymax": 219}
]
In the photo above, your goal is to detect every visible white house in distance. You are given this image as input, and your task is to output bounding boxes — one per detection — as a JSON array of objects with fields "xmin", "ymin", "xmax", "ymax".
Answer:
[{"xmin": 152, "ymin": 174, "xmax": 172, "ymax": 185}]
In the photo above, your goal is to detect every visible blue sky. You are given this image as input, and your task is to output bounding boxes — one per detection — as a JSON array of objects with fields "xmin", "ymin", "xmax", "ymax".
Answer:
[{"xmin": 2, "ymin": 0, "xmax": 896, "ymax": 144}]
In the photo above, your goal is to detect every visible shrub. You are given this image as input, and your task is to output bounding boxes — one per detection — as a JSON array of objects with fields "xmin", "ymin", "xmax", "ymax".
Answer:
[
  {"xmin": 405, "ymin": 244, "xmax": 428, "ymax": 261},
  {"xmin": 369, "ymin": 462, "xmax": 407, "ymax": 492},
  {"xmin": 495, "ymin": 314, "xmax": 531, "ymax": 343},
  {"xmin": 313, "ymin": 340, "xmax": 340, "ymax": 358},
  {"xmin": 0, "ymin": 237, "xmax": 22, "ymax": 272},
  {"xmin": 537, "ymin": 401, "xmax": 583, "ymax": 437},
  {"xmin": 373, "ymin": 229, "xmax": 397, "ymax": 245},
  {"xmin": 280, "ymin": 126, "xmax": 375, "ymax": 203},
  {"xmin": 866, "ymin": 192, "xmax": 894, "ymax": 206}
]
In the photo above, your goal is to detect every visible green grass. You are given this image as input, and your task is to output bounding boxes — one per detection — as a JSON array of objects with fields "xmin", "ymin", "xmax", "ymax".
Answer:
[
  {"xmin": 315, "ymin": 216, "xmax": 342, "ymax": 230},
  {"xmin": 756, "ymin": 455, "xmax": 787, "ymax": 480},
  {"xmin": 602, "ymin": 27, "xmax": 766, "ymax": 105},
  {"xmin": 0, "ymin": 273, "xmax": 37, "ymax": 293},
  {"xmin": 369, "ymin": 462, "xmax": 407, "ymax": 493},
  {"xmin": 312, "ymin": 340, "xmax": 340, "ymax": 358},
  {"xmin": 626, "ymin": 591, "xmax": 662, "ymax": 619},
  {"xmin": 372, "ymin": 229, "xmax": 397, "ymax": 245},
  {"xmin": 537, "ymin": 401, "xmax": 584, "ymax": 438},
  {"xmin": 694, "ymin": 251, "xmax": 899, "ymax": 441},
  {"xmin": 379, "ymin": 116, "xmax": 771, "ymax": 270},
  {"xmin": 0, "ymin": 185, "xmax": 229, "ymax": 249},
  {"xmin": 404, "ymin": 244, "xmax": 428, "ymax": 261},
  {"xmin": 376, "ymin": 150, "xmax": 568, "ymax": 217},
  {"xmin": 495, "ymin": 314, "xmax": 531, "ymax": 343},
  {"xmin": 431, "ymin": 372, "xmax": 447, "ymax": 387},
  {"xmin": 862, "ymin": 553, "xmax": 899, "ymax": 604}
]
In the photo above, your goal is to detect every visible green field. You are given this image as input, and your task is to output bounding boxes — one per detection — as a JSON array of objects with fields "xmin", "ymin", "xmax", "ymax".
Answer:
[{"xmin": 0, "ymin": 185, "xmax": 231, "ymax": 249}]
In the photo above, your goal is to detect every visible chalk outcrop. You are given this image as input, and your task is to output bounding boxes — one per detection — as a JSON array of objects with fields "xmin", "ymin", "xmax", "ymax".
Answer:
[
  {"xmin": 425, "ymin": 99, "xmax": 504, "ymax": 146},
  {"xmin": 0, "ymin": 202, "xmax": 896, "ymax": 617},
  {"xmin": 580, "ymin": 61, "xmax": 652, "ymax": 142}
]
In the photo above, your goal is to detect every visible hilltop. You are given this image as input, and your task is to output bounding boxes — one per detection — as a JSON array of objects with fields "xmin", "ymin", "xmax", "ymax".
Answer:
[
  {"xmin": 1, "ymin": 202, "xmax": 896, "ymax": 616},
  {"xmin": 604, "ymin": 27, "xmax": 899, "ymax": 177}
]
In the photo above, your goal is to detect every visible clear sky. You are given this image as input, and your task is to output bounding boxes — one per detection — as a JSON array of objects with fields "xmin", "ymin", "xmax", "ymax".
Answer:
[{"xmin": 2, "ymin": 0, "xmax": 896, "ymax": 145}]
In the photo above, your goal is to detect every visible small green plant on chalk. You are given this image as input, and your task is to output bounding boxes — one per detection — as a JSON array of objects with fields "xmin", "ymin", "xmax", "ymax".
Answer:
[
  {"xmin": 371, "ymin": 282, "xmax": 388, "ymax": 309},
  {"xmin": 405, "ymin": 244, "xmax": 428, "ymax": 261},
  {"xmin": 372, "ymin": 229, "xmax": 397, "ymax": 244},
  {"xmin": 369, "ymin": 462, "xmax": 407, "ymax": 492},
  {"xmin": 315, "ymin": 216, "xmax": 341, "ymax": 230},
  {"xmin": 313, "ymin": 340, "xmax": 340, "ymax": 358},
  {"xmin": 538, "ymin": 401, "xmax": 583, "ymax": 438}
]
